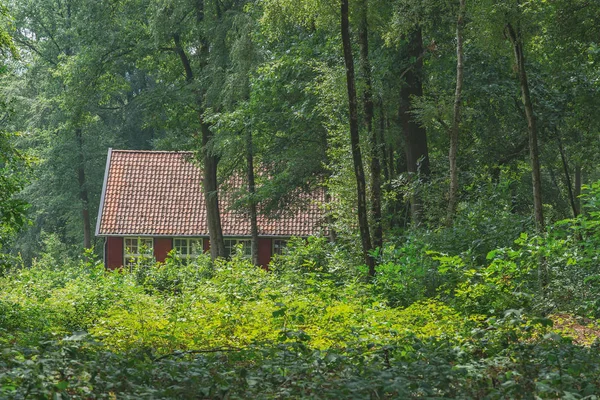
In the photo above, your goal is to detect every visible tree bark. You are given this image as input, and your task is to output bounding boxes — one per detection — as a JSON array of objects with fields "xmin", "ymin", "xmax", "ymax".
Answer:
[
  {"xmin": 400, "ymin": 28, "xmax": 430, "ymax": 225},
  {"xmin": 202, "ymin": 122, "xmax": 226, "ymax": 259},
  {"xmin": 447, "ymin": 0, "xmax": 465, "ymax": 224},
  {"xmin": 506, "ymin": 20, "xmax": 546, "ymax": 291},
  {"xmin": 341, "ymin": 0, "xmax": 375, "ymax": 276},
  {"xmin": 379, "ymin": 105, "xmax": 390, "ymax": 183},
  {"xmin": 246, "ymin": 128, "xmax": 259, "ymax": 266},
  {"xmin": 75, "ymin": 128, "xmax": 91, "ymax": 249},
  {"xmin": 558, "ymin": 136, "xmax": 578, "ymax": 218},
  {"xmin": 357, "ymin": 0, "xmax": 383, "ymax": 252},
  {"xmin": 174, "ymin": 32, "xmax": 226, "ymax": 259},
  {"xmin": 574, "ymin": 164, "xmax": 581, "ymax": 215},
  {"xmin": 506, "ymin": 22, "xmax": 544, "ymax": 231}
]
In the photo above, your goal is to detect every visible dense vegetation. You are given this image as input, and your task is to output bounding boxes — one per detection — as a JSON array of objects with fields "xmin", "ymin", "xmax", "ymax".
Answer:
[
  {"xmin": 1, "ymin": 0, "xmax": 600, "ymax": 397},
  {"xmin": 4, "ymin": 205, "xmax": 600, "ymax": 397}
]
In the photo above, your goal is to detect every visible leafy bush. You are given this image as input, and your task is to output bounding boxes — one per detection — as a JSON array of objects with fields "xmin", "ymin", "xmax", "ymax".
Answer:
[
  {"xmin": 371, "ymin": 238, "xmax": 439, "ymax": 307},
  {"xmin": 1, "ymin": 314, "xmax": 599, "ymax": 399},
  {"xmin": 2, "ymin": 187, "xmax": 600, "ymax": 398}
]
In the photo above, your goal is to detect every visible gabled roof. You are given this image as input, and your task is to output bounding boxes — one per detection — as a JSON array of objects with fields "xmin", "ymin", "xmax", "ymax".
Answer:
[{"xmin": 95, "ymin": 149, "xmax": 325, "ymax": 237}]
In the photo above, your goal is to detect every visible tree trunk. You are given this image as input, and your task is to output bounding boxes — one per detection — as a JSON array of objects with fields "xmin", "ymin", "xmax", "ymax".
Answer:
[
  {"xmin": 379, "ymin": 105, "xmax": 390, "ymax": 183},
  {"xmin": 447, "ymin": 0, "xmax": 465, "ymax": 224},
  {"xmin": 357, "ymin": 0, "xmax": 383, "ymax": 252},
  {"xmin": 506, "ymin": 23, "xmax": 544, "ymax": 231},
  {"xmin": 341, "ymin": 0, "xmax": 375, "ymax": 276},
  {"xmin": 201, "ymin": 122, "xmax": 226, "ymax": 259},
  {"xmin": 174, "ymin": 32, "xmax": 226, "ymax": 259},
  {"xmin": 558, "ymin": 136, "xmax": 578, "ymax": 218},
  {"xmin": 574, "ymin": 164, "xmax": 581, "ymax": 215},
  {"xmin": 324, "ymin": 189, "xmax": 338, "ymax": 243},
  {"xmin": 246, "ymin": 129, "xmax": 259, "ymax": 266},
  {"xmin": 400, "ymin": 28, "xmax": 430, "ymax": 225},
  {"xmin": 506, "ymin": 21, "xmax": 546, "ymax": 291},
  {"xmin": 75, "ymin": 128, "xmax": 91, "ymax": 249}
]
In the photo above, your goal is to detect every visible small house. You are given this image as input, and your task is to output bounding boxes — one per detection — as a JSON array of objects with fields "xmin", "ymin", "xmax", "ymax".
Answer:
[{"xmin": 95, "ymin": 149, "xmax": 325, "ymax": 268}]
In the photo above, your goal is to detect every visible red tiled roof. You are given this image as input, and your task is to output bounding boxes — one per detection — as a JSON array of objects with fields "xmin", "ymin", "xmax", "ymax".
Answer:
[{"xmin": 96, "ymin": 149, "xmax": 325, "ymax": 237}]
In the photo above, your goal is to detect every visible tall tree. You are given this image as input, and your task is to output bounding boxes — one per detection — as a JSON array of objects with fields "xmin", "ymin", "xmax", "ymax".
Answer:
[
  {"xmin": 400, "ymin": 27, "xmax": 430, "ymax": 225},
  {"xmin": 150, "ymin": 0, "xmax": 262, "ymax": 259},
  {"xmin": 505, "ymin": 21, "xmax": 544, "ymax": 231},
  {"xmin": 0, "ymin": 5, "xmax": 28, "ymax": 262},
  {"xmin": 341, "ymin": 0, "xmax": 374, "ymax": 276},
  {"xmin": 357, "ymin": 0, "xmax": 383, "ymax": 252},
  {"xmin": 10, "ymin": 0, "xmax": 123, "ymax": 252},
  {"xmin": 245, "ymin": 128, "xmax": 259, "ymax": 266},
  {"xmin": 446, "ymin": 0, "xmax": 465, "ymax": 223}
]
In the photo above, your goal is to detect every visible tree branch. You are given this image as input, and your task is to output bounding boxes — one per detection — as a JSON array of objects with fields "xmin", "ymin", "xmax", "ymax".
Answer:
[
  {"xmin": 173, "ymin": 33, "xmax": 194, "ymax": 83},
  {"xmin": 14, "ymin": 36, "xmax": 58, "ymax": 66}
]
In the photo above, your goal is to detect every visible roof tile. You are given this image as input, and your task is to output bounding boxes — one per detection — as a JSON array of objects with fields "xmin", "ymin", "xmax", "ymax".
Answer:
[{"xmin": 97, "ymin": 150, "xmax": 325, "ymax": 237}]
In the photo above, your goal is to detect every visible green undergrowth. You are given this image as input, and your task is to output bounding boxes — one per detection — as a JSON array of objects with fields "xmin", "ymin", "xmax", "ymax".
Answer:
[
  {"xmin": 0, "ymin": 249, "xmax": 468, "ymax": 354},
  {"xmin": 3, "ymin": 185, "xmax": 600, "ymax": 397}
]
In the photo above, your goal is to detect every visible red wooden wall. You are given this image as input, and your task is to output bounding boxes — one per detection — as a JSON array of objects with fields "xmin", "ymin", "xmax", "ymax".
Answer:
[
  {"xmin": 258, "ymin": 238, "xmax": 272, "ymax": 268},
  {"xmin": 154, "ymin": 238, "xmax": 172, "ymax": 262},
  {"xmin": 106, "ymin": 237, "xmax": 123, "ymax": 269}
]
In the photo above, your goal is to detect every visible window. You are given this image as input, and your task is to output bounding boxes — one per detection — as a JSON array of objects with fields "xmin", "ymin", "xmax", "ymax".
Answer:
[
  {"xmin": 173, "ymin": 238, "xmax": 203, "ymax": 259},
  {"xmin": 224, "ymin": 238, "xmax": 251, "ymax": 258},
  {"xmin": 124, "ymin": 237, "xmax": 154, "ymax": 267},
  {"xmin": 273, "ymin": 239, "xmax": 288, "ymax": 255}
]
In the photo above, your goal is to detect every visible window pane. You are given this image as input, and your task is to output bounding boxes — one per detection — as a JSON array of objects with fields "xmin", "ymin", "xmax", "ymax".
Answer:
[
  {"xmin": 174, "ymin": 239, "xmax": 182, "ymax": 250},
  {"xmin": 224, "ymin": 239, "xmax": 234, "ymax": 257},
  {"xmin": 241, "ymin": 240, "xmax": 251, "ymax": 256},
  {"xmin": 141, "ymin": 238, "xmax": 153, "ymax": 252},
  {"xmin": 125, "ymin": 238, "xmax": 138, "ymax": 254},
  {"xmin": 274, "ymin": 239, "xmax": 287, "ymax": 255}
]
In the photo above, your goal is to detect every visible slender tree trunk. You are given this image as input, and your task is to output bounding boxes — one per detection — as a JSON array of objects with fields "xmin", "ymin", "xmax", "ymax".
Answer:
[
  {"xmin": 325, "ymin": 189, "xmax": 338, "ymax": 243},
  {"xmin": 400, "ymin": 28, "xmax": 430, "ymax": 225},
  {"xmin": 388, "ymin": 133, "xmax": 395, "ymax": 180},
  {"xmin": 246, "ymin": 129, "xmax": 259, "ymax": 266},
  {"xmin": 357, "ymin": 0, "xmax": 383, "ymax": 252},
  {"xmin": 174, "ymin": 33, "xmax": 226, "ymax": 259},
  {"xmin": 447, "ymin": 0, "xmax": 465, "ymax": 224},
  {"xmin": 341, "ymin": 0, "xmax": 375, "ymax": 277},
  {"xmin": 558, "ymin": 136, "xmax": 578, "ymax": 218},
  {"xmin": 506, "ymin": 21, "xmax": 546, "ymax": 291},
  {"xmin": 201, "ymin": 122, "xmax": 226, "ymax": 259},
  {"xmin": 63, "ymin": 11, "xmax": 90, "ymax": 249},
  {"xmin": 574, "ymin": 165, "xmax": 581, "ymax": 215},
  {"xmin": 75, "ymin": 128, "xmax": 92, "ymax": 249},
  {"xmin": 506, "ymin": 23, "xmax": 544, "ymax": 231},
  {"xmin": 379, "ymin": 104, "xmax": 390, "ymax": 183}
]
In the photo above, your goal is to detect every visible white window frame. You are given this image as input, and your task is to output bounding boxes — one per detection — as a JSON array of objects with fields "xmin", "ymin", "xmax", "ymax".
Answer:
[
  {"xmin": 272, "ymin": 239, "xmax": 288, "ymax": 256},
  {"xmin": 224, "ymin": 238, "xmax": 251, "ymax": 258},
  {"xmin": 173, "ymin": 237, "xmax": 204, "ymax": 259},
  {"xmin": 124, "ymin": 237, "xmax": 154, "ymax": 267}
]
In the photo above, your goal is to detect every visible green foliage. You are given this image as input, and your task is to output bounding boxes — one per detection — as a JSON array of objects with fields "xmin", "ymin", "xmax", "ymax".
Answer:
[
  {"xmin": 371, "ymin": 238, "xmax": 438, "ymax": 307},
  {"xmin": 0, "ymin": 12, "xmax": 28, "ymax": 266},
  {"xmin": 0, "ymin": 130, "xmax": 29, "ymax": 263},
  {"xmin": 3, "ymin": 202, "xmax": 600, "ymax": 397},
  {"xmin": 1, "ymin": 308, "xmax": 599, "ymax": 398}
]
